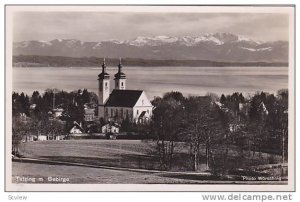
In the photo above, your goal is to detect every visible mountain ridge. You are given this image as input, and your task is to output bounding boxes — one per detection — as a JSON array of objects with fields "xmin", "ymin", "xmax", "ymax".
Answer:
[{"xmin": 13, "ymin": 33, "xmax": 288, "ymax": 63}]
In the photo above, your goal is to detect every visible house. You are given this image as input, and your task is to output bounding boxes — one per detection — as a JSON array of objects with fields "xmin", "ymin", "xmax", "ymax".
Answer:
[
  {"xmin": 19, "ymin": 113, "xmax": 28, "ymax": 122},
  {"xmin": 69, "ymin": 121, "xmax": 84, "ymax": 134},
  {"xmin": 258, "ymin": 101, "xmax": 269, "ymax": 115},
  {"xmin": 38, "ymin": 135, "xmax": 47, "ymax": 141},
  {"xmin": 101, "ymin": 123, "xmax": 120, "ymax": 134},
  {"xmin": 55, "ymin": 135, "xmax": 66, "ymax": 140},
  {"xmin": 52, "ymin": 107, "xmax": 64, "ymax": 118},
  {"xmin": 22, "ymin": 134, "xmax": 37, "ymax": 142},
  {"xmin": 84, "ymin": 107, "xmax": 95, "ymax": 122},
  {"xmin": 239, "ymin": 102, "xmax": 250, "ymax": 115},
  {"xmin": 30, "ymin": 104, "xmax": 36, "ymax": 110},
  {"xmin": 97, "ymin": 58, "xmax": 153, "ymax": 123}
]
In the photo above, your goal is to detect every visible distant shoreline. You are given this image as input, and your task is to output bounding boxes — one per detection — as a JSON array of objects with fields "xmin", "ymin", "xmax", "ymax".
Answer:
[{"xmin": 13, "ymin": 55, "xmax": 288, "ymax": 68}]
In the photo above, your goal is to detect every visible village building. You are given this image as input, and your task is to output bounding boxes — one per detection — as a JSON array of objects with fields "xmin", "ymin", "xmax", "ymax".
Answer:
[
  {"xmin": 258, "ymin": 101, "xmax": 269, "ymax": 115},
  {"xmin": 29, "ymin": 104, "xmax": 36, "ymax": 110},
  {"xmin": 52, "ymin": 107, "xmax": 64, "ymax": 118},
  {"xmin": 101, "ymin": 122, "xmax": 120, "ymax": 134},
  {"xmin": 48, "ymin": 107, "xmax": 64, "ymax": 120},
  {"xmin": 84, "ymin": 107, "xmax": 95, "ymax": 122},
  {"xmin": 98, "ymin": 58, "xmax": 153, "ymax": 123},
  {"xmin": 38, "ymin": 135, "xmax": 48, "ymax": 141},
  {"xmin": 69, "ymin": 121, "xmax": 85, "ymax": 134}
]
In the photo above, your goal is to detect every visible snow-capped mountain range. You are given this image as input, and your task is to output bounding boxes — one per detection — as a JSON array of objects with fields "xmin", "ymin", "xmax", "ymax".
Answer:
[{"xmin": 13, "ymin": 33, "xmax": 288, "ymax": 62}]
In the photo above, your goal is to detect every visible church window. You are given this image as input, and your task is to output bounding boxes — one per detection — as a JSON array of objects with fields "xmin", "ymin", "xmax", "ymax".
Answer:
[
  {"xmin": 105, "ymin": 82, "xmax": 108, "ymax": 87},
  {"xmin": 147, "ymin": 109, "xmax": 149, "ymax": 114},
  {"xmin": 137, "ymin": 110, "xmax": 139, "ymax": 115},
  {"xmin": 121, "ymin": 82, "xmax": 124, "ymax": 87},
  {"xmin": 142, "ymin": 100, "xmax": 144, "ymax": 105}
]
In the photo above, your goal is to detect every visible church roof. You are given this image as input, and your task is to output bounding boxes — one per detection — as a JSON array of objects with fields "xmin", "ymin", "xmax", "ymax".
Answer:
[{"xmin": 105, "ymin": 89, "xmax": 143, "ymax": 107}]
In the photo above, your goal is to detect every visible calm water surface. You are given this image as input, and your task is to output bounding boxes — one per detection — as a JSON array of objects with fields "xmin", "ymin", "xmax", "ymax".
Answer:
[{"xmin": 12, "ymin": 66, "xmax": 288, "ymax": 99}]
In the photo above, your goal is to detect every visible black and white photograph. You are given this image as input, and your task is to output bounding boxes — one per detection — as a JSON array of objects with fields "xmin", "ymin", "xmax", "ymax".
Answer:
[{"xmin": 5, "ymin": 5, "xmax": 295, "ymax": 191}]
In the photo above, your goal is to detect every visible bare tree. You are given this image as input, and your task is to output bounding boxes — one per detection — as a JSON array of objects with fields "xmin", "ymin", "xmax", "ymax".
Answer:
[
  {"xmin": 150, "ymin": 93, "xmax": 185, "ymax": 170},
  {"xmin": 182, "ymin": 96, "xmax": 224, "ymax": 172}
]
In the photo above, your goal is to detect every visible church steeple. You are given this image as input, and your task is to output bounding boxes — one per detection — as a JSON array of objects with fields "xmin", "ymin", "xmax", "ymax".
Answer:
[
  {"xmin": 102, "ymin": 58, "xmax": 106, "ymax": 72},
  {"xmin": 98, "ymin": 58, "xmax": 110, "ymax": 79},
  {"xmin": 98, "ymin": 58, "xmax": 110, "ymax": 107},
  {"xmin": 118, "ymin": 58, "xmax": 123, "ymax": 73},
  {"xmin": 114, "ymin": 58, "xmax": 126, "ymax": 90}
]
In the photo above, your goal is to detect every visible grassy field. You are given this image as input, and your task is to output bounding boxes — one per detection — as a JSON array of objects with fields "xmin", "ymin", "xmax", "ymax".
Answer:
[
  {"xmin": 18, "ymin": 139, "xmax": 283, "ymax": 171},
  {"xmin": 19, "ymin": 140, "xmax": 161, "ymax": 170},
  {"xmin": 12, "ymin": 139, "xmax": 286, "ymax": 184}
]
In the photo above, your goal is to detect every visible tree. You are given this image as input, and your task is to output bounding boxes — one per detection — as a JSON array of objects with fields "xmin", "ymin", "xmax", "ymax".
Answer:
[
  {"xmin": 12, "ymin": 117, "xmax": 36, "ymax": 154},
  {"xmin": 276, "ymin": 89, "xmax": 288, "ymax": 162},
  {"xmin": 220, "ymin": 94, "xmax": 226, "ymax": 104},
  {"xmin": 81, "ymin": 88, "xmax": 91, "ymax": 104},
  {"xmin": 14, "ymin": 92, "xmax": 30, "ymax": 116},
  {"xmin": 206, "ymin": 92, "xmax": 219, "ymax": 102},
  {"xmin": 182, "ymin": 96, "xmax": 224, "ymax": 172},
  {"xmin": 150, "ymin": 94, "xmax": 184, "ymax": 170},
  {"xmin": 30, "ymin": 91, "xmax": 40, "ymax": 104},
  {"xmin": 12, "ymin": 92, "xmax": 22, "ymax": 116},
  {"xmin": 162, "ymin": 91, "xmax": 185, "ymax": 102},
  {"xmin": 12, "ymin": 117, "xmax": 28, "ymax": 154}
]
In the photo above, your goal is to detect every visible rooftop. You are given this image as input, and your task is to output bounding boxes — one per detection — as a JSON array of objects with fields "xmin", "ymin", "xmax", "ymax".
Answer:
[{"xmin": 105, "ymin": 89, "xmax": 143, "ymax": 107}]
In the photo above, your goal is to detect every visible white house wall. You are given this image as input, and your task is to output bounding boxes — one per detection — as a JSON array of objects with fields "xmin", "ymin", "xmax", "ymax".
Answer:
[
  {"xmin": 132, "ymin": 91, "xmax": 153, "ymax": 121},
  {"xmin": 69, "ymin": 127, "xmax": 82, "ymax": 134},
  {"xmin": 134, "ymin": 92, "xmax": 152, "ymax": 107},
  {"xmin": 133, "ymin": 106, "xmax": 153, "ymax": 120}
]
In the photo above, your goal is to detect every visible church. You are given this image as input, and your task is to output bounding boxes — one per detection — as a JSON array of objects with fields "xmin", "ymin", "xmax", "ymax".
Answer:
[{"xmin": 98, "ymin": 59, "xmax": 153, "ymax": 123}]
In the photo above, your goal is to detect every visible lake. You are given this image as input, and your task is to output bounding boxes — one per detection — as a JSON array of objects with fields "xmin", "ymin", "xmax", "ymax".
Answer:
[{"xmin": 12, "ymin": 66, "xmax": 288, "ymax": 99}]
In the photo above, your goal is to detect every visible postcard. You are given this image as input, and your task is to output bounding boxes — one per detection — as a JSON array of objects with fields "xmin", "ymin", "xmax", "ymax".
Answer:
[{"xmin": 5, "ymin": 5, "xmax": 295, "ymax": 191}]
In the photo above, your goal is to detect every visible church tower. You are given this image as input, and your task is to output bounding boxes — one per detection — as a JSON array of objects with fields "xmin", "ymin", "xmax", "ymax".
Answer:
[
  {"xmin": 114, "ymin": 58, "xmax": 126, "ymax": 90},
  {"xmin": 98, "ymin": 58, "xmax": 110, "ymax": 119}
]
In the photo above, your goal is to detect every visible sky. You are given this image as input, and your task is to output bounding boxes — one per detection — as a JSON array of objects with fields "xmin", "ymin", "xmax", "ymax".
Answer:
[{"xmin": 13, "ymin": 12, "xmax": 289, "ymax": 42}]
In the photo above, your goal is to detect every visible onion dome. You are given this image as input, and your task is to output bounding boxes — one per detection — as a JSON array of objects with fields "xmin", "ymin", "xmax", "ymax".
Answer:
[
  {"xmin": 114, "ymin": 58, "xmax": 126, "ymax": 80},
  {"xmin": 98, "ymin": 58, "xmax": 110, "ymax": 79}
]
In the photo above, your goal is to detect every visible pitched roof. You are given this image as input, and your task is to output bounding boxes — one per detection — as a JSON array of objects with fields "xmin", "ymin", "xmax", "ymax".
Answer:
[
  {"xmin": 69, "ymin": 121, "xmax": 84, "ymax": 133},
  {"xmin": 105, "ymin": 89, "xmax": 143, "ymax": 107}
]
